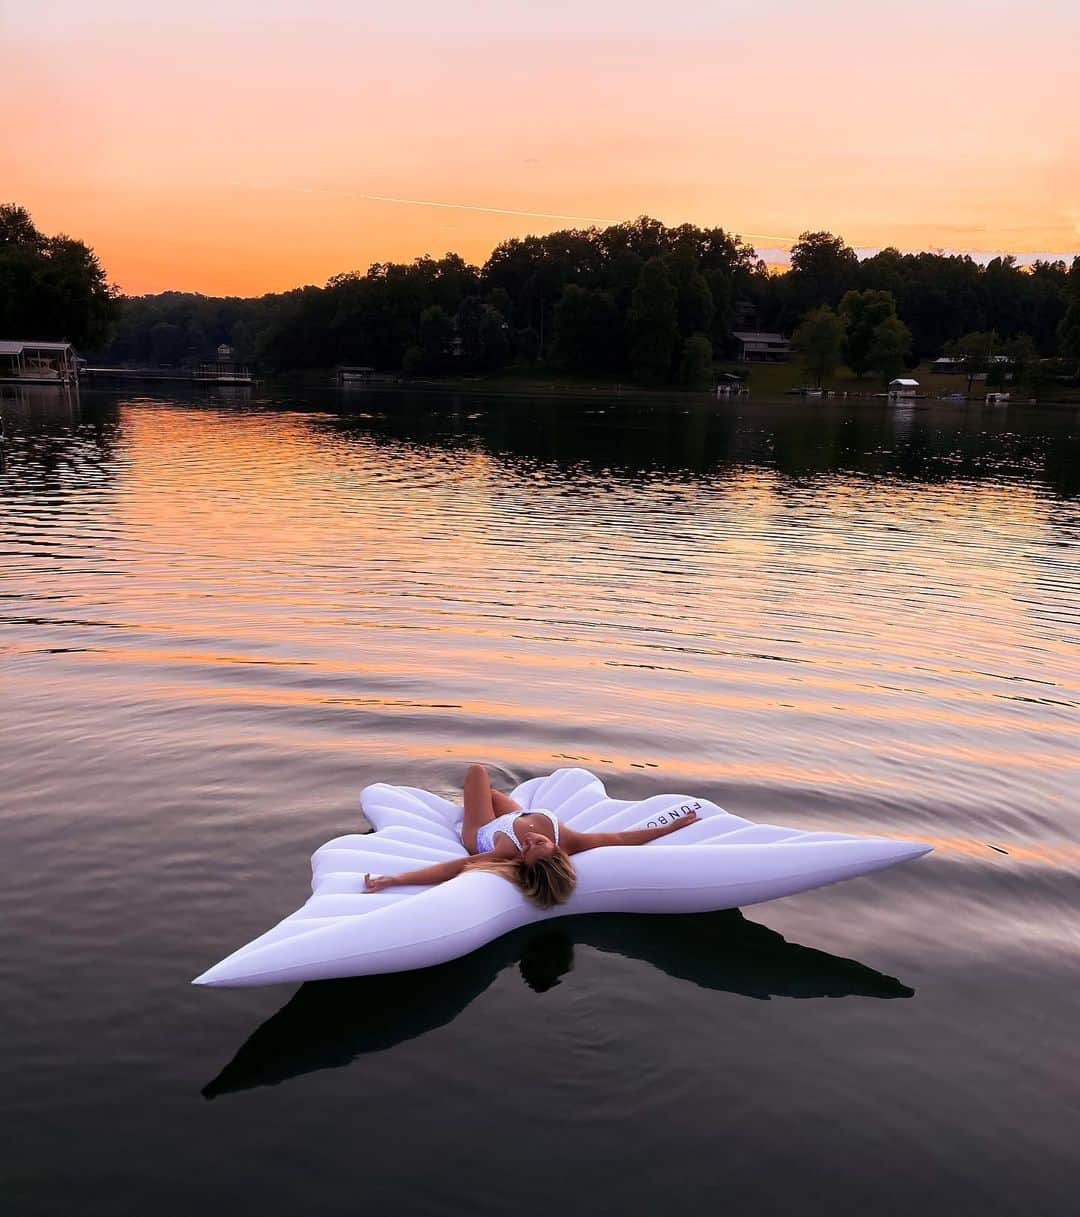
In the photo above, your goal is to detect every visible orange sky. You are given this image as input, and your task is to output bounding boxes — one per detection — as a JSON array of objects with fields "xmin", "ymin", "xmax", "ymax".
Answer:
[{"xmin": 4, "ymin": 1, "xmax": 1077, "ymax": 296}]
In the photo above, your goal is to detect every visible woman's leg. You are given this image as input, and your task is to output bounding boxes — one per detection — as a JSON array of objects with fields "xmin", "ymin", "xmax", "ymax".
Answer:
[{"xmin": 461, "ymin": 764, "xmax": 497, "ymax": 853}]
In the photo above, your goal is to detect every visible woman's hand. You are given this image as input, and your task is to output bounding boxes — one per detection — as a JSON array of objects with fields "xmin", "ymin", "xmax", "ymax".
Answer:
[
  {"xmin": 666, "ymin": 810, "xmax": 699, "ymax": 832},
  {"xmin": 364, "ymin": 873, "xmax": 395, "ymax": 893}
]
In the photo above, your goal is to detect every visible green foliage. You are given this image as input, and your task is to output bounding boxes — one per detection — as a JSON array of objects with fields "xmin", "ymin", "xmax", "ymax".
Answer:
[
  {"xmin": 662, "ymin": 250, "xmax": 715, "ymax": 339},
  {"xmin": 454, "ymin": 296, "xmax": 510, "ymax": 371},
  {"xmin": 1058, "ymin": 257, "xmax": 1080, "ymax": 366},
  {"xmin": 1002, "ymin": 333, "xmax": 1038, "ymax": 368},
  {"xmin": 792, "ymin": 306, "xmax": 844, "ymax": 386},
  {"xmin": 1002, "ymin": 334, "xmax": 1047, "ymax": 395},
  {"xmin": 554, "ymin": 285, "xmax": 621, "ymax": 372},
  {"xmin": 0, "ymin": 203, "xmax": 45, "ymax": 248},
  {"xmin": 487, "ymin": 286, "xmax": 513, "ymax": 321},
  {"xmin": 0, "ymin": 203, "xmax": 116, "ymax": 348},
  {"xmin": 477, "ymin": 306, "xmax": 510, "ymax": 371},
  {"xmin": 839, "ymin": 289, "xmax": 898, "ymax": 377},
  {"xmin": 782, "ymin": 232, "xmax": 859, "ymax": 325},
  {"xmin": 627, "ymin": 258, "xmax": 678, "ymax": 385},
  {"xmin": 943, "ymin": 330, "xmax": 999, "ymax": 392},
  {"xmin": 514, "ymin": 326, "xmax": 540, "ymax": 364},
  {"xmin": 418, "ymin": 305, "xmax": 455, "ymax": 373},
  {"xmin": 866, "ymin": 315, "xmax": 912, "ymax": 383},
  {"xmin": 11, "ymin": 196, "xmax": 1064, "ymax": 384},
  {"xmin": 679, "ymin": 334, "xmax": 714, "ymax": 389}
]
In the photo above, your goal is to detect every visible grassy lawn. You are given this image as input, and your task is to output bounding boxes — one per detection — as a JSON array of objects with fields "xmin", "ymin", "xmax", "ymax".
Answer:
[
  {"xmin": 725, "ymin": 360, "xmax": 1079, "ymax": 401},
  {"xmin": 722, "ymin": 360, "xmax": 961, "ymax": 396},
  {"xmin": 318, "ymin": 359, "xmax": 1078, "ymax": 403},
  {"xmin": 402, "ymin": 365, "xmax": 714, "ymax": 399}
]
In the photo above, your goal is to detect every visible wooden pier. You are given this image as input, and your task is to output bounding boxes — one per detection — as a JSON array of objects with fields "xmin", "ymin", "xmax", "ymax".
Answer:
[{"xmin": 80, "ymin": 364, "xmax": 253, "ymax": 386}]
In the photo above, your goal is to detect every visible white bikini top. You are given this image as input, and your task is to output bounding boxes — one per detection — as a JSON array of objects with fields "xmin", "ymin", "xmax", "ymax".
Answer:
[{"xmin": 489, "ymin": 809, "xmax": 560, "ymax": 851}]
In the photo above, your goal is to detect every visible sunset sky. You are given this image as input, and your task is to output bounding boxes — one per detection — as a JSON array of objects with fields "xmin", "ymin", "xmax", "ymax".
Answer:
[{"xmin": 5, "ymin": 1, "xmax": 1078, "ymax": 296}]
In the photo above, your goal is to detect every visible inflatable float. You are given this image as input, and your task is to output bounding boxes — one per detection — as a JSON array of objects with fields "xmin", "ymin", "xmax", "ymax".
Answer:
[{"xmin": 193, "ymin": 767, "xmax": 931, "ymax": 988}]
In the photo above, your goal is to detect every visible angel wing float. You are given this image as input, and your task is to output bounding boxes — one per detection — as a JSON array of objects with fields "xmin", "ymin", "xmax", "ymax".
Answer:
[{"xmin": 193, "ymin": 767, "xmax": 931, "ymax": 988}]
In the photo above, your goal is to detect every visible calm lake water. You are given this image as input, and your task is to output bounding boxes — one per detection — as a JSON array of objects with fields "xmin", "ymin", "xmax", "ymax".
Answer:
[{"xmin": 2, "ymin": 385, "xmax": 1078, "ymax": 1217}]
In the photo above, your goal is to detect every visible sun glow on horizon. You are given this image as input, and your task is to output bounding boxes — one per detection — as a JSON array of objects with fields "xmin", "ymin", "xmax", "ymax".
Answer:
[{"xmin": 3, "ymin": 0, "xmax": 1077, "ymax": 295}]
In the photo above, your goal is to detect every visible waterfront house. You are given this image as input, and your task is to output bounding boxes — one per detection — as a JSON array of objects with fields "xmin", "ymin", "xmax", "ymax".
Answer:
[
  {"xmin": 337, "ymin": 365, "xmax": 376, "ymax": 385},
  {"xmin": 888, "ymin": 378, "xmax": 920, "ymax": 396},
  {"xmin": 0, "ymin": 340, "xmax": 79, "ymax": 383},
  {"xmin": 194, "ymin": 343, "xmax": 253, "ymax": 385},
  {"xmin": 732, "ymin": 331, "xmax": 791, "ymax": 362}
]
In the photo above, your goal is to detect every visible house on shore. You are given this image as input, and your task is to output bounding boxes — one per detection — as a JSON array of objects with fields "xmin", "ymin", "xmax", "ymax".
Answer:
[
  {"xmin": 732, "ymin": 331, "xmax": 791, "ymax": 362},
  {"xmin": 888, "ymin": 377, "xmax": 920, "ymax": 397},
  {"xmin": 0, "ymin": 340, "xmax": 79, "ymax": 383},
  {"xmin": 194, "ymin": 344, "xmax": 253, "ymax": 385},
  {"xmin": 336, "ymin": 365, "xmax": 376, "ymax": 385}
]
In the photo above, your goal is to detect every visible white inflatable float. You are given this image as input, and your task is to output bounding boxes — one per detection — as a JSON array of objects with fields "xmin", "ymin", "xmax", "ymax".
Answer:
[{"xmin": 194, "ymin": 767, "xmax": 931, "ymax": 988}]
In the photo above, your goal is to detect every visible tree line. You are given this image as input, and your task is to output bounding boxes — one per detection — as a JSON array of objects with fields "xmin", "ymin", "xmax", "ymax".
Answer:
[
  {"xmin": 4, "ymin": 203, "xmax": 1079, "ymax": 386},
  {"xmin": 0, "ymin": 204, "xmax": 115, "ymax": 348}
]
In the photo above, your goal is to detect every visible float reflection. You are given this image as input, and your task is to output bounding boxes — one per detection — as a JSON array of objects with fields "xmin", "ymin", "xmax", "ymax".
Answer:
[{"xmin": 203, "ymin": 909, "xmax": 913, "ymax": 1099}]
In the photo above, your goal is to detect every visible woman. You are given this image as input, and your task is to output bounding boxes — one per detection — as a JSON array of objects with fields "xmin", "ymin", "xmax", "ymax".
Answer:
[{"xmin": 364, "ymin": 763, "xmax": 697, "ymax": 908}]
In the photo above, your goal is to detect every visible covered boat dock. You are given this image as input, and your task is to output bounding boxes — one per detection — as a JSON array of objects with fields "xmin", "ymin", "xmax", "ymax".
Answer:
[{"xmin": 0, "ymin": 340, "xmax": 79, "ymax": 384}]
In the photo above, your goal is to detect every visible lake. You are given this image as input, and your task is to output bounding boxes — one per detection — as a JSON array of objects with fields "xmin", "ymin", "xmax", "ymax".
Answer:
[{"xmin": 2, "ymin": 384, "xmax": 1078, "ymax": 1216}]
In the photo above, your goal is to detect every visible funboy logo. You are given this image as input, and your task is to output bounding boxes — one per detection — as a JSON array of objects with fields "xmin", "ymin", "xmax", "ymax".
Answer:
[{"xmin": 643, "ymin": 800, "xmax": 701, "ymax": 828}]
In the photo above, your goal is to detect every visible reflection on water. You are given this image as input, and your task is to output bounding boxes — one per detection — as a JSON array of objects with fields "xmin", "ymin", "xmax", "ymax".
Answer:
[
  {"xmin": 2, "ymin": 387, "xmax": 1079, "ymax": 1217},
  {"xmin": 203, "ymin": 911, "xmax": 913, "ymax": 1098}
]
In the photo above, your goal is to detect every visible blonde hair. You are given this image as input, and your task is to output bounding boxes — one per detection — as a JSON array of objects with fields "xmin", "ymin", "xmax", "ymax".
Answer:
[{"xmin": 472, "ymin": 848, "xmax": 577, "ymax": 909}]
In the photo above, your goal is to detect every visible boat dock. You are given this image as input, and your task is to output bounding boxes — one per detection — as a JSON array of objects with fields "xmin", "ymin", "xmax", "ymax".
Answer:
[{"xmin": 80, "ymin": 364, "xmax": 254, "ymax": 386}]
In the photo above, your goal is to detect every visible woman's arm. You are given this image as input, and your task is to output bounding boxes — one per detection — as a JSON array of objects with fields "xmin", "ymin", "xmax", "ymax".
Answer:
[
  {"xmin": 364, "ymin": 853, "xmax": 498, "ymax": 892},
  {"xmin": 491, "ymin": 788, "xmax": 523, "ymax": 814},
  {"xmin": 562, "ymin": 811, "xmax": 698, "ymax": 855}
]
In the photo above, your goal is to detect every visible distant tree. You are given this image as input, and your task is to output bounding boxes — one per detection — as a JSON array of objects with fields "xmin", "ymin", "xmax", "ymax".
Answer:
[
  {"xmin": 866, "ymin": 315, "xmax": 912, "ymax": 383},
  {"xmin": 454, "ymin": 296, "xmax": 488, "ymax": 367},
  {"xmin": 554, "ymin": 285, "xmax": 621, "ymax": 372},
  {"xmin": 426, "ymin": 253, "xmax": 482, "ymax": 313},
  {"xmin": 782, "ymin": 231, "xmax": 859, "ymax": 325},
  {"xmin": 455, "ymin": 296, "xmax": 510, "ymax": 371},
  {"xmin": 943, "ymin": 331, "xmax": 1000, "ymax": 394},
  {"xmin": 1058, "ymin": 257, "xmax": 1080, "ymax": 369},
  {"xmin": 627, "ymin": 257, "xmax": 678, "ymax": 385},
  {"xmin": 148, "ymin": 321, "xmax": 185, "ymax": 365},
  {"xmin": 662, "ymin": 249, "xmax": 715, "ymax": 339},
  {"xmin": 0, "ymin": 203, "xmax": 116, "ymax": 348},
  {"xmin": 184, "ymin": 319, "xmax": 207, "ymax": 360},
  {"xmin": 514, "ymin": 326, "xmax": 540, "ymax": 364},
  {"xmin": 1025, "ymin": 260, "xmax": 1068, "ymax": 354},
  {"xmin": 679, "ymin": 334, "xmax": 714, "ymax": 389},
  {"xmin": 601, "ymin": 216, "xmax": 668, "ymax": 263},
  {"xmin": 792, "ymin": 306, "xmax": 844, "ymax": 386},
  {"xmin": 1003, "ymin": 335, "xmax": 1051, "ymax": 396},
  {"xmin": 418, "ymin": 305, "xmax": 455, "ymax": 372},
  {"xmin": 487, "ymin": 286, "xmax": 513, "ymax": 321},
  {"xmin": 839, "ymin": 289, "xmax": 898, "ymax": 377},
  {"xmin": 981, "ymin": 255, "xmax": 1027, "ymax": 339},
  {"xmin": 988, "ymin": 334, "xmax": 1037, "ymax": 393},
  {"xmin": 985, "ymin": 359, "xmax": 1010, "ymax": 389},
  {"xmin": 255, "ymin": 285, "xmax": 338, "ymax": 371},
  {"xmin": 477, "ymin": 306, "xmax": 510, "ymax": 370},
  {"xmin": 0, "ymin": 203, "xmax": 46, "ymax": 249}
]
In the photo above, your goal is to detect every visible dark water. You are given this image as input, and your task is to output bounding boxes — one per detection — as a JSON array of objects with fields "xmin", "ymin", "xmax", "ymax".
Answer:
[{"xmin": 2, "ymin": 385, "xmax": 1078, "ymax": 1217}]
